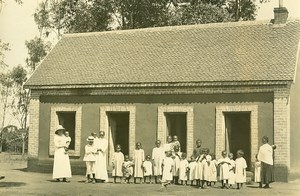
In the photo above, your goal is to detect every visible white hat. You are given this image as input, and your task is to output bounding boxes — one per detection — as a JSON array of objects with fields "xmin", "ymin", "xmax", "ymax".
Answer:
[
  {"xmin": 55, "ymin": 125, "xmax": 65, "ymax": 134},
  {"xmin": 87, "ymin": 136, "xmax": 94, "ymax": 142}
]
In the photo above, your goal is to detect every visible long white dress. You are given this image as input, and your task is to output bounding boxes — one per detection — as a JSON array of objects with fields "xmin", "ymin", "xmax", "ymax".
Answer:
[
  {"xmin": 52, "ymin": 135, "xmax": 72, "ymax": 179},
  {"xmin": 179, "ymin": 159, "xmax": 189, "ymax": 181},
  {"xmin": 133, "ymin": 149, "xmax": 145, "ymax": 178},
  {"xmin": 235, "ymin": 157, "xmax": 247, "ymax": 183},
  {"xmin": 152, "ymin": 147, "xmax": 165, "ymax": 176},
  {"xmin": 173, "ymin": 153, "xmax": 181, "ymax": 177},
  {"xmin": 162, "ymin": 157, "xmax": 174, "ymax": 181},
  {"xmin": 228, "ymin": 159, "xmax": 236, "ymax": 185},
  {"xmin": 95, "ymin": 138, "xmax": 108, "ymax": 181},
  {"xmin": 218, "ymin": 157, "xmax": 230, "ymax": 180},
  {"xmin": 202, "ymin": 154, "xmax": 211, "ymax": 181},
  {"xmin": 111, "ymin": 152, "xmax": 124, "ymax": 177},
  {"xmin": 254, "ymin": 160, "xmax": 261, "ymax": 182},
  {"xmin": 188, "ymin": 161, "xmax": 198, "ymax": 181},
  {"xmin": 208, "ymin": 160, "xmax": 217, "ymax": 182},
  {"xmin": 143, "ymin": 160, "xmax": 153, "ymax": 176}
]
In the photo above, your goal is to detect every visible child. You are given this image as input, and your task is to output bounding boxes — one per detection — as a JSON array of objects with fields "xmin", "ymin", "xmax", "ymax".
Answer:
[
  {"xmin": 133, "ymin": 142, "xmax": 144, "ymax": 184},
  {"xmin": 179, "ymin": 152, "xmax": 189, "ymax": 185},
  {"xmin": 202, "ymin": 148, "xmax": 211, "ymax": 188},
  {"xmin": 143, "ymin": 155, "xmax": 153, "ymax": 183},
  {"xmin": 122, "ymin": 155, "xmax": 134, "ymax": 183},
  {"xmin": 152, "ymin": 140, "xmax": 165, "ymax": 184},
  {"xmin": 172, "ymin": 135, "xmax": 181, "ymax": 152},
  {"xmin": 161, "ymin": 151, "xmax": 174, "ymax": 189},
  {"xmin": 188, "ymin": 156, "xmax": 198, "ymax": 186},
  {"xmin": 164, "ymin": 135, "xmax": 173, "ymax": 155},
  {"xmin": 197, "ymin": 148, "xmax": 210, "ymax": 189},
  {"xmin": 64, "ymin": 131, "xmax": 71, "ymax": 154},
  {"xmin": 235, "ymin": 149, "xmax": 247, "ymax": 189},
  {"xmin": 172, "ymin": 145, "xmax": 181, "ymax": 184},
  {"xmin": 83, "ymin": 136, "xmax": 97, "ymax": 184},
  {"xmin": 112, "ymin": 144, "xmax": 124, "ymax": 183},
  {"xmin": 254, "ymin": 154, "xmax": 261, "ymax": 188},
  {"xmin": 218, "ymin": 150, "xmax": 230, "ymax": 188},
  {"xmin": 228, "ymin": 153, "xmax": 236, "ymax": 188},
  {"xmin": 208, "ymin": 153, "xmax": 217, "ymax": 187}
]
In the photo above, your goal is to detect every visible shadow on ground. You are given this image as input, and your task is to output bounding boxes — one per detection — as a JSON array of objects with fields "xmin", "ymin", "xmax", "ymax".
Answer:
[
  {"xmin": 13, "ymin": 168, "xmax": 28, "ymax": 172},
  {"xmin": 0, "ymin": 182, "xmax": 26, "ymax": 187}
]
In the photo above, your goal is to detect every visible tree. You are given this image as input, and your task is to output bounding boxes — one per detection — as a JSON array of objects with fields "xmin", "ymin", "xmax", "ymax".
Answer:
[
  {"xmin": 0, "ymin": 40, "xmax": 10, "ymax": 68},
  {"xmin": 227, "ymin": 0, "xmax": 257, "ymax": 21},
  {"xmin": 25, "ymin": 37, "xmax": 51, "ymax": 71}
]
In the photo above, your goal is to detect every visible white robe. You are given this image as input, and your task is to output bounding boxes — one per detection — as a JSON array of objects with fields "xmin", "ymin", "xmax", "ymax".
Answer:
[
  {"xmin": 111, "ymin": 152, "xmax": 124, "ymax": 177},
  {"xmin": 218, "ymin": 157, "xmax": 230, "ymax": 180},
  {"xmin": 152, "ymin": 147, "xmax": 165, "ymax": 176},
  {"xmin": 188, "ymin": 161, "xmax": 198, "ymax": 180},
  {"xmin": 162, "ymin": 157, "xmax": 174, "ymax": 181},
  {"xmin": 235, "ymin": 157, "xmax": 247, "ymax": 183},
  {"xmin": 258, "ymin": 143, "xmax": 273, "ymax": 165},
  {"xmin": 52, "ymin": 135, "xmax": 72, "ymax": 179},
  {"xmin": 254, "ymin": 160, "xmax": 261, "ymax": 182},
  {"xmin": 95, "ymin": 138, "xmax": 108, "ymax": 181},
  {"xmin": 133, "ymin": 149, "xmax": 145, "ymax": 177},
  {"xmin": 179, "ymin": 159, "xmax": 189, "ymax": 181}
]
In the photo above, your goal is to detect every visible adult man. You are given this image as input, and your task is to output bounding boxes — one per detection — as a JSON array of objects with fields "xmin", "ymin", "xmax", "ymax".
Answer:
[{"xmin": 95, "ymin": 131, "xmax": 108, "ymax": 182}]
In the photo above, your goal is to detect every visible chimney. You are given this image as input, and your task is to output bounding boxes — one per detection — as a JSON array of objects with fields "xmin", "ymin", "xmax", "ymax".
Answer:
[{"xmin": 273, "ymin": 0, "xmax": 289, "ymax": 24}]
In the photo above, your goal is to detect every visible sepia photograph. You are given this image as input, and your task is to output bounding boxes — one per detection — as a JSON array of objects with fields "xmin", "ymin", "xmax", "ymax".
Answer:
[{"xmin": 0, "ymin": 0, "xmax": 300, "ymax": 195}]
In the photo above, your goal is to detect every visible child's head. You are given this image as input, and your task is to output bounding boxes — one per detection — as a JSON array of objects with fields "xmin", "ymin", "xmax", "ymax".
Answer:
[
  {"xmin": 210, "ymin": 153, "xmax": 216, "ymax": 160},
  {"xmin": 116, "ymin": 144, "xmax": 121, "ymax": 152},
  {"xmin": 174, "ymin": 145, "xmax": 180, "ymax": 152},
  {"xmin": 196, "ymin": 139, "xmax": 202, "ymax": 147},
  {"xmin": 136, "ymin": 142, "xmax": 142, "ymax": 149},
  {"xmin": 228, "ymin": 152, "xmax": 234, "ymax": 159},
  {"xmin": 146, "ymin": 155, "xmax": 151, "ymax": 161},
  {"xmin": 91, "ymin": 132, "xmax": 97, "ymax": 138},
  {"xmin": 167, "ymin": 135, "xmax": 172, "ymax": 143},
  {"xmin": 181, "ymin": 153, "xmax": 187, "ymax": 159},
  {"xmin": 222, "ymin": 150, "xmax": 227, "ymax": 158},
  {"xmin": 237, "ymin": 149, "xmax": 244, "ymax": 158},
  {"xmin": 203, "ymin": 148, "xmax": 209, "ymax": 155},
  {"xmin": 155, "ymin": 140, "xmax": 161, "ymax": 147},
  {"xmin": 64, "ymin": 131, "xmax": 69, "ymax": 137},
  {"xmin": 124, "ymin": 155, "xmax": 129, "ymax": 161},
  {"xmin": 166, "ymin": 151, "xmax": 172, "ymax": 157},
  {"xmin": 87, "ymin": 136, "xmax": 94, "ymax": 145},
  {"xmin": 173, "ymin": 135, "xmax": 178, "ymax": 141},
  {"xmin": 190, "ymin": 156, "xmax": 195, "ymax": 162}
]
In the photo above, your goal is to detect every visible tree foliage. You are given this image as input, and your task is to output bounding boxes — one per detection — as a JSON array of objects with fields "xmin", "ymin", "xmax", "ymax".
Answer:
[{"xmin": 0, "ymin": 40, "xmax": 10, "ymax": 68}]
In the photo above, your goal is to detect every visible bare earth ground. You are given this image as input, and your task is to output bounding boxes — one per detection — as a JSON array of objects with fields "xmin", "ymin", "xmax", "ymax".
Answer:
[{"xmin": 1, "ymin": 154, "xmax": 300, "ymax": 196}]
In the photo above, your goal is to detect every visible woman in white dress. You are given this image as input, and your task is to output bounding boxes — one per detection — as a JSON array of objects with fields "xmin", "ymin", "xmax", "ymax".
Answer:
[{"xmin": 52, "ymin": 125, "xmax": 72, "ymax": 182}]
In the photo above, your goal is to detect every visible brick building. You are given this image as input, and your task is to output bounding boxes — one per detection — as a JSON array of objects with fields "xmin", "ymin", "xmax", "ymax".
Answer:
[{"xmin": 24, "ymin": 7, "xmax": 300, "ymax": 182}]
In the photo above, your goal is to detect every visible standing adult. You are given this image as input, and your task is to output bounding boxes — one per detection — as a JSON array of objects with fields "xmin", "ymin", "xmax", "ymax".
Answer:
[
  {"xmin": 95, "ymin": 131, "xmax": 108, "ymax": 182},
  {"xmin": 52, "ymin": 125, "xmax": 72, "ymax": 182},
  {"xmin": 257, "ymin": 136, "xmax": 276, "ymax": 188}
]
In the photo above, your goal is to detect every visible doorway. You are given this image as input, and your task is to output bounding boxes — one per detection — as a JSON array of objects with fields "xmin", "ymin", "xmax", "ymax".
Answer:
[
  {"xmin": 165, "ymin": 112, "xmax": 187, "ymax": 153},
  {"xmin": 107, "ymin": 112, "xmax": 130, "ymax": 157},
  {"xmin": 224, "ymin": 112, "xmax": 251, "ymax": 168}
]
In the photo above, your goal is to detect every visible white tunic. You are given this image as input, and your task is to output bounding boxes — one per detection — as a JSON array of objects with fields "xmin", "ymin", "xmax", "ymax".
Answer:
[
  {"xmin": 52, "ymin": 135, "xmax": 72, "ymax": 179},
  {"xmin": 202, "ymin": 154, "xmax": 211, "ymax": 181},
  {"xmin": 95, "ymin": 138, "xmax": 108, "ymax": 181},
  {"xmin": 83, "ymin": 144, "xmax": 97, "ymax": 161},
  {"xmin": 112, "ymin": 152, "xmax": 124, "ymax": 177},
  {"xmin": 179, "ymin": 159, "xmax": 189, "ymax": 181},
  {"xmin": 143, "ymin": 160, "xmax": 153, "ymax": 176},
  {"xmin": 188, "ymin": 161, "xmax": 198, "ymax": 180},
  {"xmin": 208, "ymin": 160, "xmax": 217, "ymax": 182},
  {"xmin": 152, "ymin": 147, "xmax": 165, "ymax": 176},
  {"xmin": 235, "ymin": 157, "xmax": 247, "ymax": 183},
  {"xmin": 162, "ymin": 157, "xmax": 174, "ymax": 181},
  {"xmin": 218, "ymin": 157, "xmax": 230, "ymax": 180},
  {"xmin": 133, "ymin": 149, "xmax": 145, "ymax": 177},
  {"xmin": 254, "ymin": 160, "xmax": 261, "ymax": 182},
  {"xmin": 173, "ymin": 152, "xmax": 181, "ymax": 177},
  {"xmin": 258, "ymin": 143, "xmax": 273, "ymax": 165},
  {"xmin": 228, "ymin": 159, "xmax": 236, "ymax": 185}
]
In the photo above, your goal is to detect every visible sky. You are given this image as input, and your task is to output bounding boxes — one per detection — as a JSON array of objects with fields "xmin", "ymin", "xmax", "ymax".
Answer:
[{"xmin": 0, "ymin": 0, "xmax": 300, "ymax": 70}]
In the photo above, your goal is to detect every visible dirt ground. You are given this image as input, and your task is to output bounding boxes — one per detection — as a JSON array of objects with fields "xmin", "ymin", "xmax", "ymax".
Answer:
[{"xmin": 1, "ymin": 156, "xmax": 300, "ymax": 196}]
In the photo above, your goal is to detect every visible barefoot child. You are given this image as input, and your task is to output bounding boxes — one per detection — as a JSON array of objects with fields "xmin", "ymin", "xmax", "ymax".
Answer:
[
  {"xmin": 112, "ymin": 144, "xmax": 124, "ymax": 183},
  {"xmin": 83, "ymin": 136, "xmax": 97, "ymax": 184},
  {"xmin": 122, "ymin": 155, "xmax": 134, "ymax": 183},
  {"xmin": 179, "ymin": 153, "xmax": 189, "ymax": 185},
  {"xmin": 161, "ymin": 151, "xmax": 174, "ymax": 189},
  {"xmin": 143, "ymin": 155, "xmax": 153, "ymax": 183},
  {"xmin": 235, "ymin": 149, "xmax": 247, "ymax": 189},
  {"xmin": 218, "ymin": 150, "xmax": 230, "ymax": 188},
  {"xmin": 133, "ymin": 142, "xmax": 144, "ymax": 184},
  {"xmin": 152, "ymin": 140, "xmax": 165, "ymax": 183},
  {"xmin": 228, "ymin": 153, "xmax": 236, "ymax": 188},
  {"xmin": 254, "ymin": 154, "xmax": 261, "ymax": 188},
  {"xmin": 188, "ymin": 156, "xmax": 198, "ymax": 186}
]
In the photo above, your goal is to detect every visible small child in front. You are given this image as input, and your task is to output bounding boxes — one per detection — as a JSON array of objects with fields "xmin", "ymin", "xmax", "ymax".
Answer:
[
  {"xmin": 161, "ymin": 151, "xmax": 174, "ymax": 189},
  {"xmin": 83, "ymin": 136, "xmax": 97, "ymax": 184},
  {"xmin": 179, "ymin": 153, "xmax": 189, "ymax": 185},
  {"xmin": 208, "ymin": 153, "xmax": 217, "ymax": 187},
  {"xmin": 64, "ymin": 131, "xmax": 71, "ymax": 154},
  {"xmin": 112, "ymin": 144, "xmax": 124, "ymax": 183},
  {"xmin": 235, "ymin": 149, "xmax": 247, "ymax": 189},
  {"xmin": 133, "ymin": 142, "xmax": 144, "ymax": 184},
  {"xmin": 172, "ymin": 145, "xmax": 181, "ymax": 184},
  {"xmin": 143, "ymin": 155, "xmax": 153, "ymax": 183},
  {"xmin": 254, "ymin": 154, "xmax": 261, "ymax": 188},
  {"xmin": 122, "ymin": 155, "xmax": 134, "ymax": 183},
  {"xmin": 218, "ymin": 150, "xmax": 230, "ymax": 188},
  {"xmin": 228, "ymin": 153, "xmax": 236, "ymax": 188},
  {"xmin": 188, "ymin": 156, "xmax": 198, "ymax": 186}
]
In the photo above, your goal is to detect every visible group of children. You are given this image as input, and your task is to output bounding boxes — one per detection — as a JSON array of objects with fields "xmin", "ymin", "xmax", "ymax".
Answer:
[{"xmin": 82, "ymin": 134, "xmax": 249, "ymax": 190}]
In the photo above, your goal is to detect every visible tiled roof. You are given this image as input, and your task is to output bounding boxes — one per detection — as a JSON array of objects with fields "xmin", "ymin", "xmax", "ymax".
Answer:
[{"xmin": 25, "ymin": 20, "xmax": 300, "ymax": 88}]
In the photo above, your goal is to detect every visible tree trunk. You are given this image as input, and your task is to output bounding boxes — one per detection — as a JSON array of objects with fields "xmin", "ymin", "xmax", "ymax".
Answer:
[{"xmin": 0, "ymin": 86, "xmax": 9, "ymax": 153}]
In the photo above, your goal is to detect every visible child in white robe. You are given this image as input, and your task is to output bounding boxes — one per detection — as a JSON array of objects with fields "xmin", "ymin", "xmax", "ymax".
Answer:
[
  {"xmin": 172, "ymin": 135, "xmax": 181, "ymax": 153},
  {"xmin": 133, "ymin": 142, "xmax": 144, "ymax": 184},
  {"xmin": 83, "ymin": 136, "xmax": 97, "ymax": 184},
  {"xmin": 112, "ymin": 144, "xmax": 124, "ymax": 183},
  {"xmin": 143, "ymin": 155, "xmax": 153, "ymax": 183},
  {"xmin": 218, "ymin": 150, "xmax": 230, "ymax": 188},
  {"xmin": 208, "ymin": 153, "xmax": 217, "ymax": 187},
  {"xmin": 172, "ymin": 145, "xmax": 181, "ymax": 184},
  {"xmin": 235, "ymin": 149, "xmax": 247, "ymax": 189},
  {"xmin": 179, "ymin": 153, "xmax": 189, "ymax": 185},
  {"xmin": 202, "ymin": 149, "xmax": 211, "ymax": 188},
  {"xmin": 161, "ymin": 151, "xmax": 174, "ymax": 189},
  {"xmin": 122, "ymin": 155, "xmax": 134, "ymax": 183},
  {"xmin": 228, "ymin": 153, "xmax": 236, "ymax": 188},
  {"xmin": 152, "ymin": 140, "xmax": 165, "ymax": 184},
  {"xmin": 64, "ymin": 131, "xmax": 71, "ymax": 154},
  {"xmin": 254, "ymin": 154, "xmax": 261, "ymax": 187},
  {"xmin": 188, "ymin": 156, "xmax": 198, "ymax": 186}
]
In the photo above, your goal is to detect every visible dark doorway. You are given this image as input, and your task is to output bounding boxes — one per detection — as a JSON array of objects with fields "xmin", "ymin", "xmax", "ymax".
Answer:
[
  {"xmin": 165, "ymin": 113, "xmax": 187, "ymax": 153},
  {"xmin": 107, "ymin": 112, "xmax": 130, "ymax": 156},
  {"xmin": 57, "ymin": 111, "xmax": 76, "ymax": 150},
  {"xmin": 225, "ymin": 112, "xmax": 251, "ymax": 168}
]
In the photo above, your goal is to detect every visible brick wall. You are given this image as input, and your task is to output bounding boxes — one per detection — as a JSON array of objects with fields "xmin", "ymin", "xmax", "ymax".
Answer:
[{"xmin": 28, "ymin": 97, "xmax": 40, "ymax": 158}]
